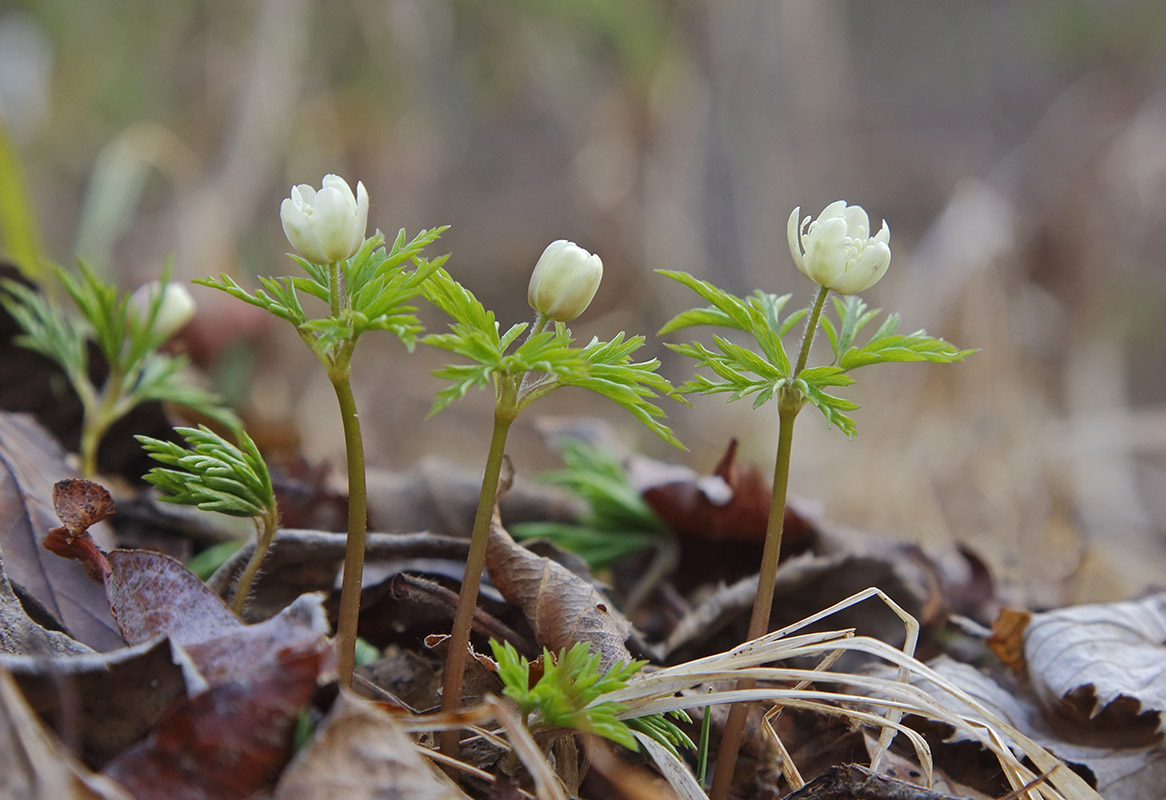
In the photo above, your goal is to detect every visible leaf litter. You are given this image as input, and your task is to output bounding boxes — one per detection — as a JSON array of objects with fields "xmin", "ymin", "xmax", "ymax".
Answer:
[{"xmin": 0, "ymin": 409, "xmax": 1156, "ymax": 800}]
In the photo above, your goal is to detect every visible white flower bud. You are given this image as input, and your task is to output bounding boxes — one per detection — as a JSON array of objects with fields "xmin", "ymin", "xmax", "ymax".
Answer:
[
  {"xmin": 279, "ymin": 174, "xmax": 369, "ymax": 264},
  {"xmin": 130, "ymin": 280, "xmax": 196, "ymax": 340},
  {"xmin": 527, "ymin": 240, "xmax": 603, "ymax": 322},
  {"xmin": 787, "ymin": 201, "xmax": 891, "ymax": 294}
]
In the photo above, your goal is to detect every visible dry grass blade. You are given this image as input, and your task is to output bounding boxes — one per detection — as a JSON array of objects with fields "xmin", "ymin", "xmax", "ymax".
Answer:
[
  {"xmin": 484, "ymin": 696, "xmax": 569, "ymax": 800},
  {"xmin": 596, "ymin": 588, "xmax": 1102, "ymax": 800}
]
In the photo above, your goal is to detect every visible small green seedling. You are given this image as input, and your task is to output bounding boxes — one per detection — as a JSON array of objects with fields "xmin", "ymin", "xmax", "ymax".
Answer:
[
  {"xmin": 422, "ymin": 241, "xmax": 681, "ymax": 755},
  {"xmin": 196, "ymin": 174, "xmax": 446, "ymax": 685},
  {"xmin": 490, "ymin": 639, "xmax": 693, "ymax": 758},
  {"xmin": 660, "ymin": 201, "xmax": 973, "ymax": 800},
  {"xmin": 1, "ymin": 264, "xmax": 236, "ymax": 476},
  {"xmin": 137, "ymin": 425, "xmax": 277, "ymax": 616}
]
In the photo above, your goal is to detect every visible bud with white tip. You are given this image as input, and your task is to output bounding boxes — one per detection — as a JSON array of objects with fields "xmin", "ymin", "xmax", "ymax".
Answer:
[
  {"xmin": 130, "ymin": 280, "xmax": 196, "ymax": 340},
  {"xmin": 527, "ymin": 240, "xmax": 603, "ymax": 323},
  {"xmin": 280, "ymin": 174, "xmax": 369, "ymax": 265},
  {"xmin": 787, "ymin": 201, "xmax": 891, "ymax": 295}
]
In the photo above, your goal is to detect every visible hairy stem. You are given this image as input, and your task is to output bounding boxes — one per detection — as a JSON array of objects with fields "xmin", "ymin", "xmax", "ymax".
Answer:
[
  {"xmin": 440, "ymin": 409, "xmax": 514, "ymax": 756},
  {"xmin": 794, "ymin": 285, "xmax": 830, "ymax": 376},
  {"xmin": 79, "ymin": 371, "xmax": 125, "ymax": 478},
  {"xmin": 231, "ymin": 508, "xmax": 279, "ymax": 617},
  {"xmin": 329, "ymin": 368, "xmax": 367, "ymax": 688}
]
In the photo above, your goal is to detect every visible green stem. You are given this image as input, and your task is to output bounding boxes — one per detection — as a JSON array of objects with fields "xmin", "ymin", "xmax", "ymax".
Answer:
[
  {"xmin": 794, "ymin": 285, "xmax": 830, "ymax": 376},
  {"xmin": 329, "ymin": 368, "xmax": 367, "ymax": 688},
  {"xmin": 78, "ymin": 371, "xmax": 125, "ymax": 478},
  {"xmin": 231, "ymin": 509, "xmax": 279, "ymax": 617},
  {"xmin": 710, "ymin": 286, "xmax": 826, "ymax": 800},
  {"xmin": 709, "ymin": 400, "xmax": 799, "ymax": 800},
  {"xmin": 440, "ymin": 408, "xmax": 514, "ymax": 756}
]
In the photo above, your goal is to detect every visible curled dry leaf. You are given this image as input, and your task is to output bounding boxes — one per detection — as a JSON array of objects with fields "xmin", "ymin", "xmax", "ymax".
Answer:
[
  {"xmin": 0, "ymin": 669, "xmax": 133, "ymax": 800},
  {"xmin": 988, "ymin": 607, "xmax": 1032, "ymax": 673},
  {"xmin": 43, "ymin": 478, "xmax": 117, "ymax": 585},
  {"xmin": 102, "ymin": 649, "xmax": 325, "ymax": 800},
  {"xmin": 0, "ymin": 413, "xmax": 121, "ymax": 650},
  {"xmin": 486, "ymin": 509, "xmax": 633, "ymax": 668},
  {"xmin": 1025, "ymin": 593, "xmax": 1166, "ymax": 737},
  {"xmin": 274, "ymin": 691, "xmax": 470, "ymax": 800}
]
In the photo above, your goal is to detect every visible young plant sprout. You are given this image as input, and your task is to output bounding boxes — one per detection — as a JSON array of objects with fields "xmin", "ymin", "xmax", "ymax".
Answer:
[
  {"xmin": 659, "ymin": 200, "xmax": 973, "ymax": 800},
  {"xmin": 197, "ymin": 174, "xmax": 447, "ymax": 687},
  {"xmin": 1, "ymin": 265, "xmax": 236, "ymax": 476},
  {"xmin": 137, "ymin": 425, "xmax": 277, "ymax": 616},
  {"xmin": 422, "ymin": 240, "xmax": 681, "ymax": 755},
  {"xmin": 490, "ymin": 639, "xmax": 693, "ymax": 758}
]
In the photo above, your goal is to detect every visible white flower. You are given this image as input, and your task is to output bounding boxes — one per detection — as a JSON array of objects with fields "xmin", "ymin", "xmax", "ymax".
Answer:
[
  {"xmin": 279, "ymin": 174, "xmax": 369, "ymax": 264},
  {"xmin": 129, "ymin": 280, "xmax": 196, "ymax": 340},
  {"xmin": 527, "ymin": 240, "xmax": 603, "ymax": 322},
  {"xmin": 787, "ymin": 201, "xmax": 891, "ymax": 294}
]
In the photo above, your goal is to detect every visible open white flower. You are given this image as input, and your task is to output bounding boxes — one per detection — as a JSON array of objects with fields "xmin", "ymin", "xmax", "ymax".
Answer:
[
  {"xmin": 527, "ymin": 240, "xmax": 603, "ymax": 322},
  {"xmin": 280, "ymin": 174, "xmax": 369, "ymax": 264},
  {"xmin": 787, "ymin": 201, "xmax": 890, "ymax": 294},
  {"xmin": 129, "ymin": 280, "xmax": 196, "ymax": 340}
]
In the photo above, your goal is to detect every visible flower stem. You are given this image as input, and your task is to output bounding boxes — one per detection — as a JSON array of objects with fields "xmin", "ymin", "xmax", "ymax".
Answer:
[
  {"xmin": 794, "ymin": 285, "xmax": 830, "ymax": 376},
  {"xmin": 231, "ymin": 509, "xmax": 279, "ymax": 617},
  {"xmin": 329, "ymin": 368, "xmax": 368, "ymax": 688},
  {"xmin": 709, "ymin": 286, "xmax": 826, "ymax": 800},
  {"xmin": 440, "ymin": 409, "xmax": 514, "ymax": 756},
  {"xmin": 78, "ymin": 370, "xmax": 125, "ymax": 478},
  {"xmin": 329, "ymin": 261, "xmax": 342, "ymax": 317}
]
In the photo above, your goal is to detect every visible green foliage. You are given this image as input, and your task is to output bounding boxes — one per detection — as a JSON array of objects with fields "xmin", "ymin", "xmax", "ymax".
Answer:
[
  {"xmin": 197, "ymin": 227, "xmax": 447, "ymax": 363},
  {"xmin": 0, "ymin": 263, "xmax": 237, "ymax": 429},
  {"xmin": 512, "ymin": 439, "xmax": 666, "ymax": 569},
  {"xmin": 422, "ymin": 268, "xmax": 681, "ymax": 447},
  {"xmin": 490, "ymin": 640, "xmax": 693, "ymax": 757},
  {"xmin": 658, "ymin": 270, "xmax": 972, "ymax": 436},
  {"xmin": 137, "ymin": 425, "xmax": 275, "ymax": 519}
]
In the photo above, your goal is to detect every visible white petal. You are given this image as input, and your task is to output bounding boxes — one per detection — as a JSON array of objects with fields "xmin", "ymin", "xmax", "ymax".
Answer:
[
  {"xmin": 281, "ymin": 197, "xmax": 327, "ymax": 263},
  {"xmin": 833, "ymin": 242, "xmax": 891, "ymax": 294},
  {"xmin": 311, "ymin": 186, "xmax": 353, "ymax": 262},
  {"xmin": 322, "ymin": 174, "xmax": 356, "ymax": 210},
  {"xmin": 842, "ymin": 204, "xmax": 870, "ymax": 237},
  {"xmin": 872, "ymin": 219, "xmax": 890, "ymax": 245},
  {"xmin": 803, "ymin": 216, "xmax": 847, "ymax": 286},
  {"xmin": 787, "ymin": 207, "xmax": 804, "ymax": 271},
  {"xmin": 817, "ymin": 200, "xmax": 848, "ymax": 221}
]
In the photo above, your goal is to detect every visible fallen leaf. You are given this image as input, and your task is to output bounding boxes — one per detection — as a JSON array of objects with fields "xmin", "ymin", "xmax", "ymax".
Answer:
[
  {"xmin": 0, "ymin": 541, "xmax": 92, "ymax": 656},
  {"xmin": 105, "ymin": 549, "xmax": 239, "ymax": 647},
  {"xmin": 105, "ymin": 548, "xmax": 332, "ymax": 685},
  {"xmin": 102, "ymin": 649, "xmax": 323, "ymax": 800},
  {"xmin": 2, "ymin": 638, "xmax": 195, "ymax": 768},
  {"xmin": 0, "ymin": 668, "xmax": 133, "ymax": 800},
  {"xmin": 486, "ymin": 509, "xmax": 633, "ymax": 669},
  {"xmin": 273, "ymin": 691, "xmax": 471, "ymax": 800},
  {"xmin": 0, "ymin": 412, "xmax": 121, "ymax": 650},
  {"xmin": 904, "ymin": 655, "xmax": 1164, "ymax": 800},
  {"xmin": 1025, "ymin": 593, "xmax": 1166, "ymax": 738}
]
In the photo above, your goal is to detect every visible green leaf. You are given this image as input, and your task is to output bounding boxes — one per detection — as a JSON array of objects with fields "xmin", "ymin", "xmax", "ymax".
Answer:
[{"xmin": 138, "ymin": 426, "xmax": 275, "ymax": 520}]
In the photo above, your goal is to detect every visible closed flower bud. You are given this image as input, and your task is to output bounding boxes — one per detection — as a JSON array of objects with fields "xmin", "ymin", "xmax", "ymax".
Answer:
[
  {"xmin": 279, "ymin": 174, "xmax": 369, "ymax": 264},
  {"xmin": 130, "ymin": 280, "xmax": 196, "ymax": 340},
  {"xmin": 787, "ymin": 201, "xmax": 891, "ymax": 294},
  {"xmin": 527, "ymin": 240, "xmax": 603, "ymax": 322}
]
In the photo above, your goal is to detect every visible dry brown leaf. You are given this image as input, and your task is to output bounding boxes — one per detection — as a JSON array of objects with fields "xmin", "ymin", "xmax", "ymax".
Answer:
[
  {"xmin": 102, "ymin": 649, "xmax": 324, "ymax": 800},
  {"xmin": 2, "ymin": 638, "xmax": 194, "ymax": 768},
  {"xmin": 0, "ymin": 541, "xmax": 92, "ymax": 656},
  {"xmin": 906, "ymin": 655, "xmax": 1166, "ymax": 800},
  {"xmin": 0, "ymin": 413, "xmax": 121, "ymax": 650},
  {"xmin": 274, "ymin": 691, "xmax": 470, "ymax": 800},
  {"xmin": 107, "ymin": 547, "xmax": 332, "ymax": 685},
  {"xmin": 485, "ymin": 510, "xmax": 633, "ymax": 668},
  {"xmin": 0, "ymin": 669, "xmax": 133, "ymax": 800},
  {"xmin": 1025, "ymin": 593, "xmax": 1166, "ymax": 736}
]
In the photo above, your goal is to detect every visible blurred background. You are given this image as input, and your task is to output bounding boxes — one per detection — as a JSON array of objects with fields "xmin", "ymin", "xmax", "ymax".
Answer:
[{"xmin": 2, "ymin": 0, "xmax": 1165, "ymax": 606}]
